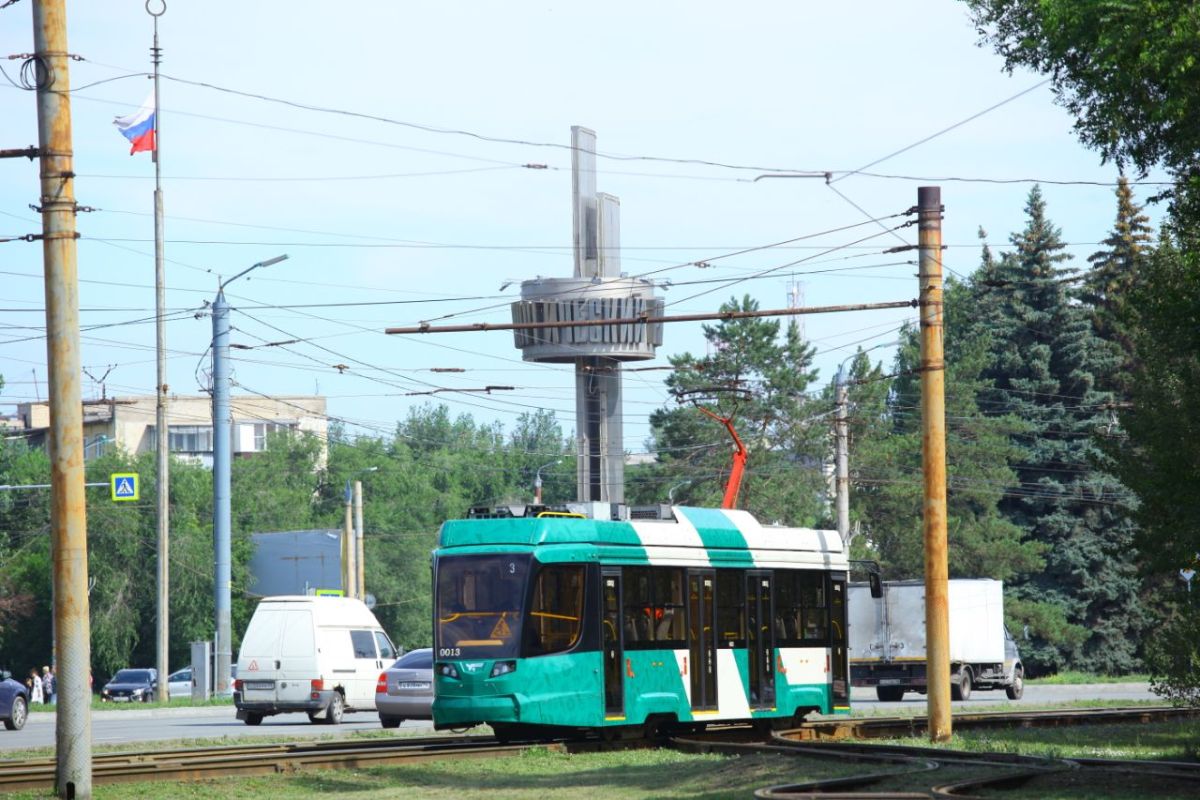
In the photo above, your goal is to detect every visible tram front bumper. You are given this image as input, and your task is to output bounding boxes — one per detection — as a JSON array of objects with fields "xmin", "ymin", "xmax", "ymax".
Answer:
[{"xmin": 433, "ymin": 694, "xmax": 520, "ymax": 729}]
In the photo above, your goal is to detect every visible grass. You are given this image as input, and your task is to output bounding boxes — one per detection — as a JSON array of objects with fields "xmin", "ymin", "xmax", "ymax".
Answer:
[
  {"xmin": 876, "ymin": 717, "xmax": 1200, "ymax": 762},
  {"xmin": 1027, "ymin": 671, "xmax": 1150, "ymax": 685},
  {"xmin": 4, "ymin": 717, "xmax": 1197, "ymax": 799},
  {"xmin": 2, "ymin": 747, "xmax": 857, "ymax": 800},
  {"xmin": 25, "ymin": 697, "xmax": 234, "ymax": 714}
]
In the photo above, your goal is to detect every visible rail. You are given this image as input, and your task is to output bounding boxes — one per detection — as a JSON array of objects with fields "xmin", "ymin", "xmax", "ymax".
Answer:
[{"xmin": 0, "ymin": 706, "xmax": 1196, "ymax": 795}]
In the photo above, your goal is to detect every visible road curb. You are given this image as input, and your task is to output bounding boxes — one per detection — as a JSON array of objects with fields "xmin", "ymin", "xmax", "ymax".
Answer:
[{"xmin": 24, "ymin": 704, "xmax": 237, "ymax": 725}]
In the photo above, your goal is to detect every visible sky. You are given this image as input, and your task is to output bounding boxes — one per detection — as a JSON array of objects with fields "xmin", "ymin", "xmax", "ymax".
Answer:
[{"xmin": 0, "ymin": 1, "xmax": 1168, "ymax": 460}]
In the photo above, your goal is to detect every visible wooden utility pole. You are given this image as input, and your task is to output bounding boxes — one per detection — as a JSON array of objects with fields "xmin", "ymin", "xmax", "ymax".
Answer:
[
  {"xmin": 918, "ymin": 186, "xmax": 951, "ymax": 742},
  {"xmin": 32, "ymin": 0, "xmax": 94, "ymax": 794}
]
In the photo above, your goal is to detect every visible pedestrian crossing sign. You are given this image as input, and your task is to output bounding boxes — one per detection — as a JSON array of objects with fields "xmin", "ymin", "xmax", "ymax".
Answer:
[{"xmin": 110, "ymin": 472, "xmax": 139, "ymax": 502}]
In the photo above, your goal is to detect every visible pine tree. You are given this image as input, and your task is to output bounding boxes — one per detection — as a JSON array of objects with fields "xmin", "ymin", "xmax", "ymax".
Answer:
[
  {"xmin": 634, "ymin": 295, "xmax": 828, "ymax": 526},
  {"xmin": 977, "ymin": 186, "xmax": 1147, "ymax": 674}
]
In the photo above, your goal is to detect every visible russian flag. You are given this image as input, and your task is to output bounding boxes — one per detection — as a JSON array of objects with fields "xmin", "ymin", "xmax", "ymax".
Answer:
[{"xmin": 113, "ymin": 92, "xmax": 156, "ymax": 155}]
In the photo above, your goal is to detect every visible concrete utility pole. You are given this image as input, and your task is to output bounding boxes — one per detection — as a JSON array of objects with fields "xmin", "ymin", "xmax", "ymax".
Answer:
[
  {"xmin": 210, "ymin": 289, "xmax": 233, "ymax": 696},
  {"xmin": 211, "ymin": 254, "xmax": 286, "ymax": 695},
  {"xmin": 342, "ymin": 480, "xmax": 354, "ymax": 598},
  {"xmin": 353, "ymin": 480, "xmax": 365, "ymax": 599},
  {"xmin": 149, "ymin": 0, "xmax": 170, "ymax": 704},
  {"xmin": 917, "ymin": 186, "xmax": 951, "ymax": 742},
  {"xmin": 834, "ymin": 372, "xmax": 850, "ymax": 549},
  {"xmin": 32, "ymin": 0, "xmax": 94, "ymax": 794}
]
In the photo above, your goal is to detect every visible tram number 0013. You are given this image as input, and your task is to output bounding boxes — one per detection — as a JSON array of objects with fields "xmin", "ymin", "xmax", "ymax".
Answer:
[{"xmin": 439, "ymin": 647, "xmax": 461, "ymax": 658}]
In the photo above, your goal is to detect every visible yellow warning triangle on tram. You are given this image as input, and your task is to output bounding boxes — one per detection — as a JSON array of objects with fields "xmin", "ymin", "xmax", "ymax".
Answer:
[{"xmin": 490, "ymin": 616, "xmax": 512, "ymax": 639}]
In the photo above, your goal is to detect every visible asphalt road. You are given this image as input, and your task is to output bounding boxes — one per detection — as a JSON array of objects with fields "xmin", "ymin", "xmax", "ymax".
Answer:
[
  {"xmin": 844, "ymin": 681, "xmax": 1160, "ymax": 713},
  {"xmin": 0, "ymin": 682, "xmax": 1161, "ymax": 753},
  {"xmin": 1, "ymin": 705, "xmax": 435, "ymax": 752}
]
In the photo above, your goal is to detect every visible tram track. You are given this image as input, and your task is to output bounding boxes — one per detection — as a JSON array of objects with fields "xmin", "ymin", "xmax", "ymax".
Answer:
[
  {"xmin": 671, "ymin": 705, "xmax": 1200, "ymax": 798},
  {"xmin": 0, "ymin": 734, "xmax": 525, "ymax": 792},
  {"xmin": 0, "ymin": 706, "xmax": 1194, "ymax": 795}
]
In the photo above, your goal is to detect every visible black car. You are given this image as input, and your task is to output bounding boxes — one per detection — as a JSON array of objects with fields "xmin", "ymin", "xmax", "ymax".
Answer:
[
  {"xmin": 100, "ymin": 668, "xmax": 158, "ymax": 702},
  {"xmin": 1, "ymin": 670, "xmax": 29, "ymax": 730}
]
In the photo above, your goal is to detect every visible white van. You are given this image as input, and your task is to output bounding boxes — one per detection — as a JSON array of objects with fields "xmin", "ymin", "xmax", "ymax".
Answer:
[{"xmin": 234, "ymin": 595, "xmax": 397, "ymax": 725}]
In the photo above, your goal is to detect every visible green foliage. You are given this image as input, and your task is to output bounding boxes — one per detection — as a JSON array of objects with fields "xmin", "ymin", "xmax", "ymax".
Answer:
[
  {"xmin": 850, "ymin": 287, "xmax": 1041, "ymax": 583},
  {"xmin": 1112, "ymin": 223, "xmax": 1200, "ymax": 574},
  {"xmin": 634, "ymin": 296, "xmax": 829, "ymax": 526},
  {"xmin": 971, "ymin": 187, "xmax": 1146, "ymax": 674},
  {"xmin": 1083, "ymin": 177, "xmax": 1155, "ymax": 393},
  {"xmin": 314, "ymin": 405, "xmax": 573, "ymax": 650},
  {"xmin": 1144, "ymin": 599, "xmax": 1200, "ymax": 707},
  {"xmin": 0, "ymin": 402, "xmax": 575, "ymax": 675},
  {"xmin": 966, "ymin": 1, "xmax": 1200, "ymax": 180}
]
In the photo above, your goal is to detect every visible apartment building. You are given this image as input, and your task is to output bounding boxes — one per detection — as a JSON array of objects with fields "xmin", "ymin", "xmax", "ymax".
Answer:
[{"xmin": 16, "ymin": 394, "xmax": 328, "ymax": 467}]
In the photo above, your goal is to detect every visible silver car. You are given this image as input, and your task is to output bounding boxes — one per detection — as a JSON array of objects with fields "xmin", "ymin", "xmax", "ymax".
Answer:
[{"xmin": 376, "ymin": 648, "xmax": 432, "ymax": 729}]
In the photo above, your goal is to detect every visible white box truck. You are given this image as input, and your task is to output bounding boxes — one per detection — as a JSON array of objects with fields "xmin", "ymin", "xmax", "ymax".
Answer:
[
  {"xmin": 234, "ymin": 595, "xmax": 397, "ymax": 725},
  {"xmin": 848, "ymin": 578, "xmax": 1024, "ymax": 702}
]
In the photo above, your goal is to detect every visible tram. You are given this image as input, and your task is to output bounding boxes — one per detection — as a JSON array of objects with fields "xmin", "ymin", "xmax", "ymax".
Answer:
[{"xmin": 431, "ymin": 502, "xmax": 850, "ymax": 739}]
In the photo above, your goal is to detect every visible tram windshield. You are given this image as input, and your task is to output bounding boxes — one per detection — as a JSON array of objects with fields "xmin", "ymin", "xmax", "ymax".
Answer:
[{"xmin": 435, "ymin": 554, "xmax": 530, "ymax": 659}]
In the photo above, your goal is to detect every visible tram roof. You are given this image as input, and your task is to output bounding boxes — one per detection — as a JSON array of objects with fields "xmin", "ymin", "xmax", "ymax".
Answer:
[{"xmin": 437, "ymin": 505, "xmax": 847, "ymax": 570}]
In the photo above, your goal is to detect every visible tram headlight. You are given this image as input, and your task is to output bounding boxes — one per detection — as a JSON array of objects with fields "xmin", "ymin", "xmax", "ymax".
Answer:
[
  {"xmin": 438, "ymin": 663, "xmax": 460, "ymax": 679},
  {"xmin": 490, "ymin": 661, "xmax": 516, "ymax": 678}
]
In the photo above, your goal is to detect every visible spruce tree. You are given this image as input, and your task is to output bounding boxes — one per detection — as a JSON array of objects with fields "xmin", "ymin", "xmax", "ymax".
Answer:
[
  {"xmin": 978, "ymin": 186, "xmax": 1146, "ymax": 674},
  {"xmin": 849, "ymin": 277, "xmax": 1041, "ymax": 583},
  {"xmin": 1084, "ymin": 177, "xmax": 1154, "ymax": 393}
]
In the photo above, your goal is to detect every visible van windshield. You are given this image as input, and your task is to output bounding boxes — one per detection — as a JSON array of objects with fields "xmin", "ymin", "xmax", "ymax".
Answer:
[{"xmin": 436, "ymin": 554, "xmax": 530, "ymax": 659}]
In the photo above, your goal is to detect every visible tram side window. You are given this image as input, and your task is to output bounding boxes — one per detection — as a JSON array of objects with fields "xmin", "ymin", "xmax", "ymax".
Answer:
[
  {"xmin": 526, "ymin": 564, "xmax": 585, "ymax": 656},
  {"xmin": 774, "ymin": 570, "xmax": 829, "ymax": 645},
  {"xmin": 622, "ymin": 567, "xmax": 686, "ymax": 647},
  {"xmin": 716, "ymin": 570, "xmax": 745, "ymax": 646}
]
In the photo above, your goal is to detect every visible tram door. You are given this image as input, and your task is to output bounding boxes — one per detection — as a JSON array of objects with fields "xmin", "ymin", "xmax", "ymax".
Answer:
[
  {"xmin": 687, "ymin": 570, "xmax": 718, "ymax": 710},
  {"xmin": 746, "ymin": 572, "xmax": 775, "ymax": 707},
  {"xmin": 829, "ymin": 577, "xmax": 849, "ymax": 705},
  {"xmin": 602, "ymin": 570, "xmax": 624, "ymax": 716}
]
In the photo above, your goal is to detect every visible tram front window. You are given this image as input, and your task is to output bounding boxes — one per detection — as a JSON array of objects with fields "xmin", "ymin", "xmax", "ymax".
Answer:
[{"xmin": 436, "ymin": 554, "xmax": 530, "ymax": 659}]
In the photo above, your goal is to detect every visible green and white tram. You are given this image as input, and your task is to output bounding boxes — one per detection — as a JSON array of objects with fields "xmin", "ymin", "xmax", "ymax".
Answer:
[{"xmin": 431, "ymin": 502, "xmax": 850, "ymax": 739}]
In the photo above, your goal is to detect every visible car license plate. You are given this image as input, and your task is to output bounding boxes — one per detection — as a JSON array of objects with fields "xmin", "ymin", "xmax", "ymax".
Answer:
[
  {"xmin": 244, "ymin": 680, "xmax": 274, "ymax": 690},
  {"xmin": 879, "ymin": 679, "xmax": 901, "ymax": 686},
  {"xmin": 112, "ymin": 696, "xmax": 130, "ymax": 702},
  {"xmin": 397, "ymin": 681, "xmax": 430, "ymax": 690}
]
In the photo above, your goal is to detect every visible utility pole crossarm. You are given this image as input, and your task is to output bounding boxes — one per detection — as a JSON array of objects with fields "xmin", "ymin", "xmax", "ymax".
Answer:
[{"xmin": 386, "ymin": 300, "xmax": 917, "ymax": 336}]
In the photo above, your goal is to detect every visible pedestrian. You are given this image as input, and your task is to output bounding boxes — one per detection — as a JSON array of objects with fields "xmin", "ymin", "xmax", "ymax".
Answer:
[
  {"xmin": 41, "ymin": 666, "xmax": 55, "ymax": 705},
  {"xmin": 28, "ymin": 668, "xmax": 43, "ymax": 705}
]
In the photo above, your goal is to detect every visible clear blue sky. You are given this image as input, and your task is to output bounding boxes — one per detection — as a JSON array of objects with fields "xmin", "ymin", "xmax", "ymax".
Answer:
[{"xmin": 0, "ymin": 1, "xmax": 1166, "ymax": 454}]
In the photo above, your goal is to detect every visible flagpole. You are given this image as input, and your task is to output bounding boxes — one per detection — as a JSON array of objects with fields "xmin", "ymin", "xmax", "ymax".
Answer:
[{"xmin": 149, "ymin": 0, "xmax": 171, "ymax": 703}]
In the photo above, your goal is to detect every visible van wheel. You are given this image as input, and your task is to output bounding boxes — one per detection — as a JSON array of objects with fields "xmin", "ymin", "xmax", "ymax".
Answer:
[
  {"xmin": 380, "ymin": 715, "xmax": 403, "ymax": 729},
  {"xmin": 323, "ymin": 692, "xmax": 344, "ymax": 725},
  {"xmin": 876, "ymin": 686, "xmax": 905, "ymax": 702},
  {"xmin": 1006, "ymin": 666, "xmax": 1024, "ymax": 700},
  {"xmin": 243, "ymin": 712, "xmax": 263, "ymax": 726}
]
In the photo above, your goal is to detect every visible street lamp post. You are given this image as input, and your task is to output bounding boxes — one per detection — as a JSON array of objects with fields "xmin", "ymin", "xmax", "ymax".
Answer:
[
  {"xmin": 534, "ymin": 460, "xmax": 561, "ymax": 505},
  {"xmin": 212, "ymin": 254, "xmax": 287, "ymax": 696}
]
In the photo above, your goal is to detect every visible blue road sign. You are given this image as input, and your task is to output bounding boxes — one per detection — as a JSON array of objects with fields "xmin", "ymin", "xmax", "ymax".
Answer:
[{"xmin": 111, "ymin": 472, "xmax": 139, "ymax": 502}]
